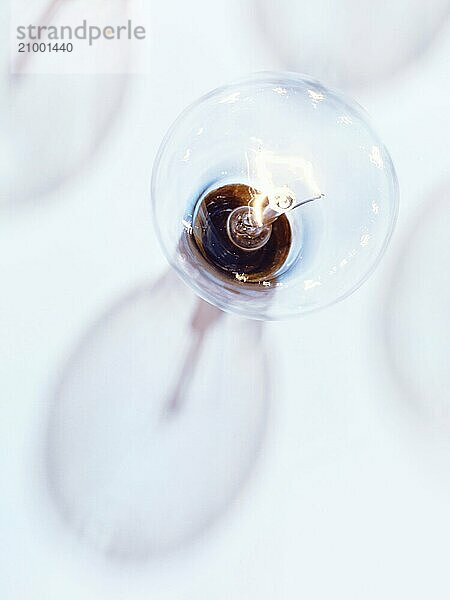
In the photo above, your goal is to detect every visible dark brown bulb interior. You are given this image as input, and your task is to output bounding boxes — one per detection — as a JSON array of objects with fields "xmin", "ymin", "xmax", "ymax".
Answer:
[{"xmin": 189, "ymin": 183, "xmax": 292, "ymax": 283}]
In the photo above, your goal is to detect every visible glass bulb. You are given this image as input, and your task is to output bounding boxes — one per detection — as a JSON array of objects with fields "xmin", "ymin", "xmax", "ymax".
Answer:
[{"xmin": 152, "ymin": 72, "xmax": 398, "ymax": 320}]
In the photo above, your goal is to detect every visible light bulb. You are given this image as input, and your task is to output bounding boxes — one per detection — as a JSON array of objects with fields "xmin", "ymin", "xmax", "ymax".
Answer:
[{"xmin": 152, "ymin": 72, "xmax": 398, "ymax": 320}]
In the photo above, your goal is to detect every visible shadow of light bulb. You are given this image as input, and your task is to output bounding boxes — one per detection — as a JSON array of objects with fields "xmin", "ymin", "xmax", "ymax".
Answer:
[
  {"xmin": 45, "ymin": 273, "xmax": 270, "ymax": 560},
  {"xmin": 1, "ymin": 0, "xmax": 129, "ymax": 205},
  {"xmin": 253, "ymin": 0, "xmax": 449, "ymax": 89},
  {"xmin": 383, "ymin": 184, "xmax": 450, "ymax": 425}
]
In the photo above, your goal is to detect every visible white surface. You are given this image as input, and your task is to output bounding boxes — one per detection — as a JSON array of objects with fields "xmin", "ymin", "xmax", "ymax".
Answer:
[
  {"xmin": 1, "ymin": 1, "xmax": 450, "ymax": 598},
  {"xmin": 385, "ymin": 190, "xmax": 450, "ymax": 423}
]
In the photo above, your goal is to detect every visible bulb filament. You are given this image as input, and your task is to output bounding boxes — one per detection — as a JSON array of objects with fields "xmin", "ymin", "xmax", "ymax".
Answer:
[{"xmin": 227, "ymin": 190, "xmax": 324, "ymax": 251}]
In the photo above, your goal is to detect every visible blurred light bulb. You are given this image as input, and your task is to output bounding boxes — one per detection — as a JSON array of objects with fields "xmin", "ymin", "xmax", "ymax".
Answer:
[
  {"xmin": 47, "ymin": 275, "xmax": 270, "ymax": 558},
  {"xmin": 384, "ymin": 187, "xmax": 450, "ymax": 425},
  {"xmin": 2, "ymin": 0, "xmax": 129, "ymax": 204},
  {"xmin": 254, "ymin": 0, "xmax": 450, "ymax": 89}
]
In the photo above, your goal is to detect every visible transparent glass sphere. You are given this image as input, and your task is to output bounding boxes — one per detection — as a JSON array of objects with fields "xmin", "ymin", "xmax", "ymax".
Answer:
[{"xmin": 152, "ymin": 72, "xmax": 398, "ymax": 320}]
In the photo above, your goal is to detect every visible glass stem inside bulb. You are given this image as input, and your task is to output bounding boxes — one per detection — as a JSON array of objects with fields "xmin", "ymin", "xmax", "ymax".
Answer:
[{"xmin": 226, "ymin": 191, "xmax": 324, "ymax": 251}]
